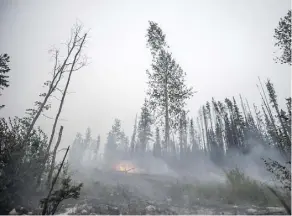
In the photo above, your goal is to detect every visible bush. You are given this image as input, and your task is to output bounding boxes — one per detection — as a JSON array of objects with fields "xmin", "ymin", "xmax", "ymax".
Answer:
[
  {"xmin": 167, "ymin": 168, "xmax": 282, "ymax": 208},
  {"xmin": 0, "ymin": 117, "xmax": 49, "ymax": 214}
]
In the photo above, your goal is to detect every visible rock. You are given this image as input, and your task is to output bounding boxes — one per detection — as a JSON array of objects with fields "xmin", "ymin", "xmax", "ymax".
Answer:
[
  {"xmin": 107, "ymin": 206, "xmax": 120, "ymax": 215},
  {"xmin": 81, "ymin": 209, "xmax": 88, "ymax": 215},
  {"xmin": 247, "ymin": 208, "xmax": 257, "ymax": 214},
  {"xmin": 9, "ymin": 209, "xmax": 18, "ymax": 215},
  {"xmin": 18, "ymin": 207, "xmax": 28, "ymax": 215},
  {"xmin": 145, "ymin": 205, "xmax": 156, "ymax": 214}
]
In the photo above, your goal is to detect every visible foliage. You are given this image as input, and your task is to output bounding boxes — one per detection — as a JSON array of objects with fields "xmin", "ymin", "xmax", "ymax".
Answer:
[
  {"xmin": 0, "ymin": 53, "xmax": 10, "ymax": 109},
  {"xmin": 274, "ymin": 10, "xmax": 291, "ymax": 65},
  {"xmin": 168, "ymin": 168, "xmax": 282, "ymax": 207},
  {"xmin": 263, "ymin": 159, "xmax": 291, "ymax": 193},
  {"xmin": 146, "ymin": 21, "xmax": 194, "ymax": 151},
  {"xmin": 40, "ymin": 176, "xmax": 83, "ymax": 215},
  {"xmin": 0, "ymin": 117, "xmax": 48, "ymax": 214},
  {"xmin": 137, "ymin": 99, "xmax": 153, "ymax": 153}
]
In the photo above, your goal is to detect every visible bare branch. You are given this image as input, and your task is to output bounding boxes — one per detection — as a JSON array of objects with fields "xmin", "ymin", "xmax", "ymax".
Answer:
[{"xmin": 42, "ymin": 114, "xmax": 68, "ymax": 122}]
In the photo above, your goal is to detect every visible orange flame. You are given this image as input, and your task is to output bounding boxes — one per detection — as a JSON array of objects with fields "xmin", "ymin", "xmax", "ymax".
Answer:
[{"xmin": 114, "ymin": 161, "xmax": 137, "ymax": 173}]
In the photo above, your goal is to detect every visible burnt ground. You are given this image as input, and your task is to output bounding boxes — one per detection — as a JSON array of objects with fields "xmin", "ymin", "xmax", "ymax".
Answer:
[{"xmin": 53, "ymin": 169, "xmax": 288, "ymax": 215}]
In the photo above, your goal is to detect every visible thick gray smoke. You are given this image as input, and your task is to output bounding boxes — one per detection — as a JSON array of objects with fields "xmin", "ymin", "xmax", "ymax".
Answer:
[{"xmin": 67, "ymin": 136, "xmax": 285, "ymax": 203}]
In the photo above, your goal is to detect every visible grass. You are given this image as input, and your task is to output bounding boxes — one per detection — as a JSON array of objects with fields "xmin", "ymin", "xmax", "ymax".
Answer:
[{"xmin": 167, "ymin": 168, "xmax": 286, "ymax": 208}]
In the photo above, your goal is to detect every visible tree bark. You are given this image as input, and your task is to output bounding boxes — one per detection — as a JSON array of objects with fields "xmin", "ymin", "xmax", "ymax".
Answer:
[
  {"xmin": 42, "ymin": 145, "xmax": 70, "ymax": 215},
  {"xmin": 46, "ymin": 125, "xmax": 64, "ymax": 189}
]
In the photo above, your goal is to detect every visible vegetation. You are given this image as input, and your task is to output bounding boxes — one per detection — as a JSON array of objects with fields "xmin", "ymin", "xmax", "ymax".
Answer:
[
  {"xmin": 0, "ymin": 23, "xmax": 87, "ymax": 214},
  {"xmin": 274, "ymin": 10, "xmax": 291, "ymax": 65},
  {"xmin": 0, "ymin": 7, "xmax": 290, "ymax": 215},
  {"xmin": 168, "ymin": 168, "xmax": 283, "ymax": 207},
  {"xmin": 0, "ymin": 53, "xmax": 10, "ymax": 109}
]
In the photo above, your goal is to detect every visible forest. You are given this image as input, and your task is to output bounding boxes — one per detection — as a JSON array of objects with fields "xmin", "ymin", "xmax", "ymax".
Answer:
[{"xmin": 0, "ymin": 7, "xmax": 291, "ymax": 216}]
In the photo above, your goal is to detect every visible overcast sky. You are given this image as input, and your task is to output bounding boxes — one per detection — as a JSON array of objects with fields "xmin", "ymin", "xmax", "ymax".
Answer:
[{"xmin": 0, "ymin": 0, "xmax": 291, "ymax": 155}]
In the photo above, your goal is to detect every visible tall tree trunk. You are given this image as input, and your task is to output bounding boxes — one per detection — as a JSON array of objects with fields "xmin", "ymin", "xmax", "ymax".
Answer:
[
  {"xmin": 164, "ymin": 76, "xmax": 170, "ymax": 153},
  {"xmin": 24, "ymin": 47, "xmax": 75, "ymax": 144},
  {"xmin": 46, "ymin": 126, "xmax": 64, "ymax": 189},
  {"xmin": 42, "ymin": 146, "xmax": 70, "ymax": 215},
  {"xmin": 46, "ymin": 33, "xmax": 87, "ymax": 161}
]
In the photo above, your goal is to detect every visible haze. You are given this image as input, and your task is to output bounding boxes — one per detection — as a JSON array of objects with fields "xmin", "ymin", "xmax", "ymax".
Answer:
[{"xmin": 0, "ymin": 0, "xmax": 291, "ymax": 156}]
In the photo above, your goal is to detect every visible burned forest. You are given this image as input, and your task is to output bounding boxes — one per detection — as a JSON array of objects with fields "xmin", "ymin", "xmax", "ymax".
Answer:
[{"xmin": 0, "ymin": 1, "xmax": 291, "ymax": 215}]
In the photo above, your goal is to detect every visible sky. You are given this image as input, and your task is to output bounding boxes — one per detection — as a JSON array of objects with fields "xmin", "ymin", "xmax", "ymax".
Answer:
[{"xmin": 0, "ymin": 0, "xmax": 291, "ymax": 157}]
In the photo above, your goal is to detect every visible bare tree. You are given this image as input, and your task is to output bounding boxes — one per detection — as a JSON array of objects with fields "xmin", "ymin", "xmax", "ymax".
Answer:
[
  {"xmin": 45, "ymin": 24, "xmax": 88, "ymax": 161},
  {"xmin": 32, "ymin": 23, "xmax": 88, "ymax": 187},
  {"xmin": 23, "ymin": 24, "xmax": 87, "ymax": 145}
]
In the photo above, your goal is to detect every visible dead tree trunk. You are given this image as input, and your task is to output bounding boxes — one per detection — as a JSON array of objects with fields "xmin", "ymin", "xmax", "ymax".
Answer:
[
  {"xmin": 42, "ymin": 146, "xmax": 70, "ymax": 215},
  {"xmin": 45, "ymin": 26, "xmax": 87, "ymax": 156},
  {"xmin": 46, "ymin": 126, "xmax": 64, "ymax": 189},
  {"xmin": 37, "ymin": 24, "xmax": 88, "ymax": 186},
  {"xmin": 23, "ymin": 44, "xmax": 76, "ymax": 144}
]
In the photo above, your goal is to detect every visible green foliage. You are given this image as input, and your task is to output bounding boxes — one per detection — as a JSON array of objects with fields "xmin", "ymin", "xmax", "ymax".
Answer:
[
  {"xmin": 263, "ymin": 159, "xmax": 291, "ymax": 193},
  {"xmin": 0, "ymin": 117, "xmax": 48, "ymax": 214},
  {"xmin": 0, "ymin": 53, "xmax": 10, "ymax": 109},
  {"xmin": 40, "ymin": 176, "xmax": 83, "ymax": 215},
  {"xmin": 167, "ymin": 169, "xmax": 282, "ymax": 208},
  {"xmin": 224, "ymin": 168, "xmax": 271, "ymax": 205},
  {"xmin": 137, "ymin": 99, "xmax": 153, "ymax": 153},
  {"xmin": 274, "ymin": 10, "xmax": 291, "ymax": 65},
  {"xmin": 146, "ymin": 21, "xmax": 194, "ymax": 151},
  {"xmin": 153, "ymin": 127, "xmax": 161, "ymax": 157}
]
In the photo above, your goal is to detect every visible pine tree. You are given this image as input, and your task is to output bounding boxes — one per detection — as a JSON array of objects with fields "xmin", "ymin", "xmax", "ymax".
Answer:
[
  {"xmin": 0, "ymin": 53, "xmax": 10, "ymax": 109},
  {"xmin": 146, "ymin": 21, "xmax": 194, "ymax": 152},
  {"xmin": 189, "ymin": 118, "xmax": 197, "ymax": 152},
  {"xmin": 266, "ymin": 80, "xmax": 291, "ymax": 149},
  {"xmin": 130, "ymin": 114, "xmax": 138, "ymax": 154},
  {"xmin": 274, "ymin": 10, "xmax": 291, "ymax": 65},
  {"xmin": 93, "ymin": 135, "xmax": 101, "ymax": 160},
  {"xmin": 178, "ymin": 110, "xmax": 188, "ymax": 160},
  {"xmin": 153, "ymin": 127, "xmax": 161, "ymax": 157},
  {"xmin": 84, "ymin": 127, "xmax": 92, "ymax": 148},
  {"xmin": 137, "ymin": 99, "xmax": 153, "ymax": 153},
  {"xmin": 68, "ymin": 133, "xmax": 83, "ymax": 169}
]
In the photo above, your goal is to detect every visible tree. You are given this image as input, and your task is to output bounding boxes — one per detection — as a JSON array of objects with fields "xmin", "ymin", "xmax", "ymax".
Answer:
[
  {"xmin": 274, "ymin": 10, "xmax": 291, "ymax": 65},
  {"xmin": 34, "ymin": 23, "xmax": 88, "ymax": 186},
  {"xmin": 0, "ymin": 117, "xmax": 48, "ymax": 213},
  {"xmin": 68, "ymin": 133, "xmax": 83, "ymax": 169},
  {"xmin": 130, "ymin": 114, "xmax": 138, "ymax": 154},
  {"xmin": 105, "ymin": 118, "xmax": 128, "ymax": 158},
  {"xmin": 137, "ymin": 99, "xmax": 153, "ymax": 153},
  {"xmin": 266, "ymin": 79, "xmax": 291, "ymax": 152},
  {"xmin": 153, "ymin": 127, "xmax": 161, "ymax": 157},
  {"xmin": 178, "ymin": 110, "xmax": 187, "ymax": 159},
  {"xmin": 0, "ymin": 53, "xmax": 10, "ymax": 109},
  {"xmin": 93, "ymin": 135, "xmax": 101, "ymax": 160},
  {"xmin": 146, "ymin": 21, "xmax": 194, "ymax": 152},
  {"xmin": 45, "ymin": 24, "xmax": 88, "ymax": 162},
  {"xmin": 189, "ymin": 118, "xmax": 197, "ymax": 152}
]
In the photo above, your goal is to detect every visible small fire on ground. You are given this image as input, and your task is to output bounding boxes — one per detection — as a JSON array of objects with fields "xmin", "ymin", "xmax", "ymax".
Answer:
[{"xmin": 114, "ymin": 161, "xmax": 139, "ymax": 173}]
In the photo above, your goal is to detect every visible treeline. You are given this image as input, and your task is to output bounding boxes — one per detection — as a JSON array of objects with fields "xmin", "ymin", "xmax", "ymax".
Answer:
[{"xmin": 69, "ymin": 21, "xmax": 291, "ymax": 173}]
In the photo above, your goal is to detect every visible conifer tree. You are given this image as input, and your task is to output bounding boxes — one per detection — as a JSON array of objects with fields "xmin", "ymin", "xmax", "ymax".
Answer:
[
  {"xmin": 0, "ymin": 53, "xmax": 10, "ymax": 109},
  {"xmin": 274, "ymin": 10, "xmax": 291, "ymax": 65},
  {"xmin": 153, "ymin": 127, "xmax": 161, "ymax": 157},
  {"xmin": 130, "ymin": 115, "xmax": 138, "ymax": 154},
  {"xmin": 137, "ymin": 100, "xmax": 153, "ymax": 153},
  {"xmin": 266, "ymin": 80, "xmax": 291, "ymax": 147},
  {"xmin": 146, "ymin": 21, "xmax": 194, "ymax": 152}
]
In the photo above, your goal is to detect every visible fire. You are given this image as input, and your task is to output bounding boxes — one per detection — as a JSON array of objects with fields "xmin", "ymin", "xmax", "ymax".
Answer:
[{"xmin": 114, "ymin": 161, "xmax": 137, "ymax": 173}]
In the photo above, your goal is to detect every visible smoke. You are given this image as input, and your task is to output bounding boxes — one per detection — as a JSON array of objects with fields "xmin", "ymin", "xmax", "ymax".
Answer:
[{"xmin": 66, "ymin": 135, "xmax": 287, "ymax": 205}]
